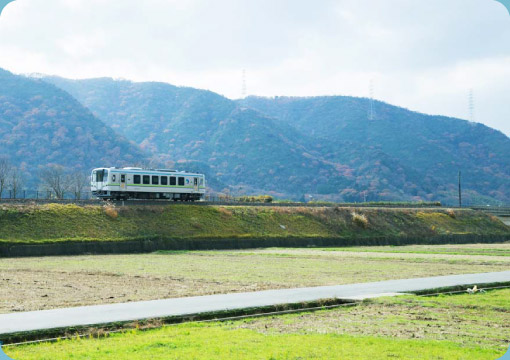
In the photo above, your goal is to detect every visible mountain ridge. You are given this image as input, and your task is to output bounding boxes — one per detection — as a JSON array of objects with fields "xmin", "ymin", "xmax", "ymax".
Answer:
[
  {"xmin": 30, "ymin": 74, "xmax": 510, "ymax": 204},
  {"xmin": 0, "ymin": 69, "xmax": 146, "ymax": 182}
]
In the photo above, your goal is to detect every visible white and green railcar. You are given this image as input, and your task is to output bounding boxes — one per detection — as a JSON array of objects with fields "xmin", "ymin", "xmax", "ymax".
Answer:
[{"xmin": 91, "ymin": 167, "xmax": 206, "ymax": 201}]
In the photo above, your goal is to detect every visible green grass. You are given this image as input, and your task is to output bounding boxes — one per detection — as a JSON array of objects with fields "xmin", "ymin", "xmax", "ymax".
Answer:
[
  {"xmin": 238, "ymin": 289, "xmax": 510, "ymax": 352},
  {"xmin": 6, "ymin": 290, "xmax": 510, "ymax": 359},
  {"xmin": 5, "ymin": 327, "xmax": 500, "ymax": 359},
  {"xmin": 0, "ymin": 204, "xmax": 508, "ymax": 244}
]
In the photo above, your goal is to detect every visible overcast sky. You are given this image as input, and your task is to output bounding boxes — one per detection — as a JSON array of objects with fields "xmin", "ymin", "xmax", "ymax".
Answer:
[{"xmin": 0, "ymin": 0, "xmax": 509, "ymax": 135}]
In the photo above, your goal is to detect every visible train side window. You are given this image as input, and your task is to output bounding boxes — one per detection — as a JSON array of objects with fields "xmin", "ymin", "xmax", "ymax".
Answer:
[
  {"xmin": 152, "ymin": 176, "xmax": 159, "ymax": 185},
  {"xmin": 170, "ymin": 176, "xmax": 176, "ymax": 186},
  {"xmin": 200, "ymin": 178, "xmax": 204, "ymax": 186},
  {"xmin": 133, "ymin": 175, "xmax": 141, "ymax": 184},
  {"xmin": 194, "ymin": 178, "xmax": 198, "ymax": 186},
  {"xmin": 121, "ymin": 175, "xmax": 126, "ymax": 183},
  {"xmin": 143, "ymin": 175, "xmax": 150, "ymax": 185},
  {"xmin": 112, "ymin": 175, "xmax": 116, "ymax": 182},
  {"xmin": 161, "ymin": 176, "xmax": 168, "ymax": 185},
  {"xmin": 178, "ymin": 177, "xmax": 185, "ymax": 186}
]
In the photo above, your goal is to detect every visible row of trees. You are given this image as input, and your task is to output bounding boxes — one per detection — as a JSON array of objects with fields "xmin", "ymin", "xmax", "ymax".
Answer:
[{"xmin": 0, "ymin": 158, "xmax": 90, "ymax": 199}]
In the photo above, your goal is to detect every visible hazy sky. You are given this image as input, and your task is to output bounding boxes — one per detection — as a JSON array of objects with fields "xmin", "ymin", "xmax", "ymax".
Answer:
[{"xmin": 0, "ymin": 0, "xmax": 509, "ymax": 135}]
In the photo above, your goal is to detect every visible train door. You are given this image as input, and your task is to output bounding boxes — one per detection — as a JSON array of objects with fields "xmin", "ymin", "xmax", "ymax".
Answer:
[
  {"xmin": 194, "ymin": 177, "xmax": 199, "ymax": 192},
  {"xmin": 120, "ymin": 174, "xmax": 127, "ymax": 191}
]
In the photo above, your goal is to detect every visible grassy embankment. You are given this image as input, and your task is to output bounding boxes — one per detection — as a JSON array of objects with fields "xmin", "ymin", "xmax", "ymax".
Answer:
[
  {"xmin": 0, "ymin": 204, "xmax": 508, "ymax": 245},
  {"xmin": 1, "ymin": 245, "xmax": 510, "ymax": 313},
  {"xmin": 6, "ymin": 289, "xmax": 510, "ymax": 359}
]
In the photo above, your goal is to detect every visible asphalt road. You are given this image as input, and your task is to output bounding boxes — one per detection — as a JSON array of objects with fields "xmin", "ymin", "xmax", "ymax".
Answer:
[{"xmin": 1, "ymin": 271, "xmax": 509, "ymax": 336}]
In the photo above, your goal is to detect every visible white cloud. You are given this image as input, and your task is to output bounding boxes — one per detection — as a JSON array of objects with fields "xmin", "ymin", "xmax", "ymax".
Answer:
[{"xmin": 0, "ymin": 0, "xmax": 509, "ymax": 134}]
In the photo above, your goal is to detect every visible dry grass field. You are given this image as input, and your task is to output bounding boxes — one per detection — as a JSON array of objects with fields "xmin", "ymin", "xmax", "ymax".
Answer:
[{"xmin": 1, "ymin": 244, "xmax": 509, "ymax": 313}]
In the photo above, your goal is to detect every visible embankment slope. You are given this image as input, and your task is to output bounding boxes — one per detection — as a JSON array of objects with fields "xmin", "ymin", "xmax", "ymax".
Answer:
[{"xmin": 0, "ymin": 204, "xmax": 508, "ymax": 256}]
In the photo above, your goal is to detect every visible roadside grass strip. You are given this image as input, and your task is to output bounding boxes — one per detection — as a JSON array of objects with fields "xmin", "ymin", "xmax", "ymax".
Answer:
[
  {"xmin": 5, "ymin": 289, "xmax": 510, "ymax": 359},
  {"xmin": 4, "ymin": 325, "xmax": 502, "ymax": 360}
]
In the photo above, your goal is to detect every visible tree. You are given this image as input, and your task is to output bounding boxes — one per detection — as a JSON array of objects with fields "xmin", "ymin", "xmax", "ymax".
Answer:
[
  {"xmin": 70, "ymin": 171, "xmax": 90, "ymax": 200},
  {"xmin": 8, "ymin": 167, "xmax": 24, "ymax": 199},
  {"xmin": 0, "ymin": 157, "xmax": 11, "ymax": 199},
  {"xmin": 40, "ymin": 165, "xmax": 70, "ymax": 199}
]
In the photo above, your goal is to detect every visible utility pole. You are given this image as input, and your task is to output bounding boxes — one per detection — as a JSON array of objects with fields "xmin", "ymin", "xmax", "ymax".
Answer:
[{"xmin": 458, "ymin": 171, "xmax": 462, "ymax": 208}]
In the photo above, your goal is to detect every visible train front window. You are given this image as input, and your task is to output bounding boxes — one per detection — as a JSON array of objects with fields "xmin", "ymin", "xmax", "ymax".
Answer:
[
  {"xmin": 103, "ymin": 170, "xmax": 108, "ymax": 182},
  {"xmin": 96, "ymin": 170, "xmax": 104, "ymax": 182}
]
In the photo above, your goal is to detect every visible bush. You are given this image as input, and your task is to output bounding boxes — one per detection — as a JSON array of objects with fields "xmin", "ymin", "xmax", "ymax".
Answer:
[
  {"xmin": 446, "ymin": 209, "xmax": 456, "ymax": 219},
  {"xmin": 351, "ymin": 212, "xmax": 369, "ymax": 228},
  {"xmin": 238, "ymin": 195, "xmax": 273, "ymax": 203},
  {"xmin": 103, "ymin": 205, "xmax": 118, "ymax": 219}
]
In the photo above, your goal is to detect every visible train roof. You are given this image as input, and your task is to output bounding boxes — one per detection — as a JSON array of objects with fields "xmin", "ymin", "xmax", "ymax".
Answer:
[{"xmin": 91, "ymin": 167, "xmax": 204, "ymax": 176}]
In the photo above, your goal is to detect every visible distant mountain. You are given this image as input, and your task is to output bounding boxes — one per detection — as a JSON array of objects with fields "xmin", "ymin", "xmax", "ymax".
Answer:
[
  {"xmin": 0, "ymin": 69, "xmax": 145, "ymax": 180},
  {"xmin": 43, "ymin": 76, "xmax": 510, "ymax": 204},
  {"xmin": 43, "ymin": 77, "xmax": 346, "ymax": 197},
  {"xmin": 240, "ymin": 96, "xmax": 510, "ymax": 204}
]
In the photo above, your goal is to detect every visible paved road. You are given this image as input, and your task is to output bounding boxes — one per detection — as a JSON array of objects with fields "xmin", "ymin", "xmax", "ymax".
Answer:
[
  {"xmin": 499, "ymin": 217, "xmax": 510, "ymax": 226},
  {"xmin": 1, "ymin": 271, "xmax": 509, "ymax": 336}
]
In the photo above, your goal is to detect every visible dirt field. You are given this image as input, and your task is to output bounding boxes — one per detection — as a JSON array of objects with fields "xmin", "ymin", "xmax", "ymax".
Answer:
[{"xmin": 1, "ymin": 244, "xmax": 509, "ymax": 314}]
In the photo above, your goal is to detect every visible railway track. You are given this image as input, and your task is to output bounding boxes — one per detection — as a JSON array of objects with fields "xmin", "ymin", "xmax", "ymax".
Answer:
[
  {"xmin": 2, "ymin": 198, "xmax": 509, "ymax": 214},
  {"xmin": 0, "ymin": 198, "xmax": 445, "ymax": 208}
]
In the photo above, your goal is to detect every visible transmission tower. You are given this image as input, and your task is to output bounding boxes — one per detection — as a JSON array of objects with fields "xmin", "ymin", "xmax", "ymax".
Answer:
[
  {"xmin": 468, "ymin": 89, "xmax": 475, "ymax": 122},
  {"xmin": 241, "ymin": 69, "xmax": 247, "ymax": 98},
  {"xmin": 368, "ymin": 79, "xmax": 375, "ymax": 121}
]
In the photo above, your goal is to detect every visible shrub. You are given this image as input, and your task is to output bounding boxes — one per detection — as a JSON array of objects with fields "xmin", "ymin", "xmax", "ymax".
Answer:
[
  {"xmin": 217, "ymin": 207, "xmax": 232, "ymax": 216},
  {"xmin": 351, "ymin": 212, "xmax": 369, "ymax": 228},
  {"xmin": 104, "ymin": 205, "xmax": 118, "ymax": 219},
  {"xmin": 446, "ymin": 209, "xmax": 456, "ymax": 219},
  {"xmin": 238, "ymin": 195, "xmax": 273, "ymax": 203}
]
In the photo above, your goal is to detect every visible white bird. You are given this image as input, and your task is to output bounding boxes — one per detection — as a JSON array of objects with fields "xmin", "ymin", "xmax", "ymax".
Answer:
[
  {"xmin": 495, "ymin": 0, "xmax": 510, "ymax": 15},
  {"xmin": 467, "ymin": 285, "xmax": 478, "ymax": 294},
  {"xmin": 0, "ymin": 0, "xmax": 15, "ymax": 16}
]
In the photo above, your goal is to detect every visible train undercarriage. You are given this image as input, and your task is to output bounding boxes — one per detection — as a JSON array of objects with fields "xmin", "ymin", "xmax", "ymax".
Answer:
[{"xmin": 93, "ymin": 191, "xmax": 202, "ymax": 201}]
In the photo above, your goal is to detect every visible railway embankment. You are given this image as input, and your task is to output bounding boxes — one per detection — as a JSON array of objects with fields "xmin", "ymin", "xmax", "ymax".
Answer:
[{"xmin": 0, "ymin": 204, "xmax": 508, "ymax": 257}]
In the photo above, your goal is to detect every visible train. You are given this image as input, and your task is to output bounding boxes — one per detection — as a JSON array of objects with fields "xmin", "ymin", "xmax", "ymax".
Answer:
[{"xmin": 91, "ymin": 167, "xmax": 206, "ymax": 201}]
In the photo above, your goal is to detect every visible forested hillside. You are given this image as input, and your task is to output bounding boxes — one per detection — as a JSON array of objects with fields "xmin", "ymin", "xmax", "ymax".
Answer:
[
  {"xmin": 44, "ymin": 77, "xmax": 347, "ymax": 197},
  {"xmin": 241, "ymin": 96, "xmax": 510, "ymax": 204},
  {"xmin": 0, "ymin": 69, "xmax": 145, "ymax": 182},
  {"xmin": 43, "ymin": 76, "xmax": 510, "ymax": 204}
]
